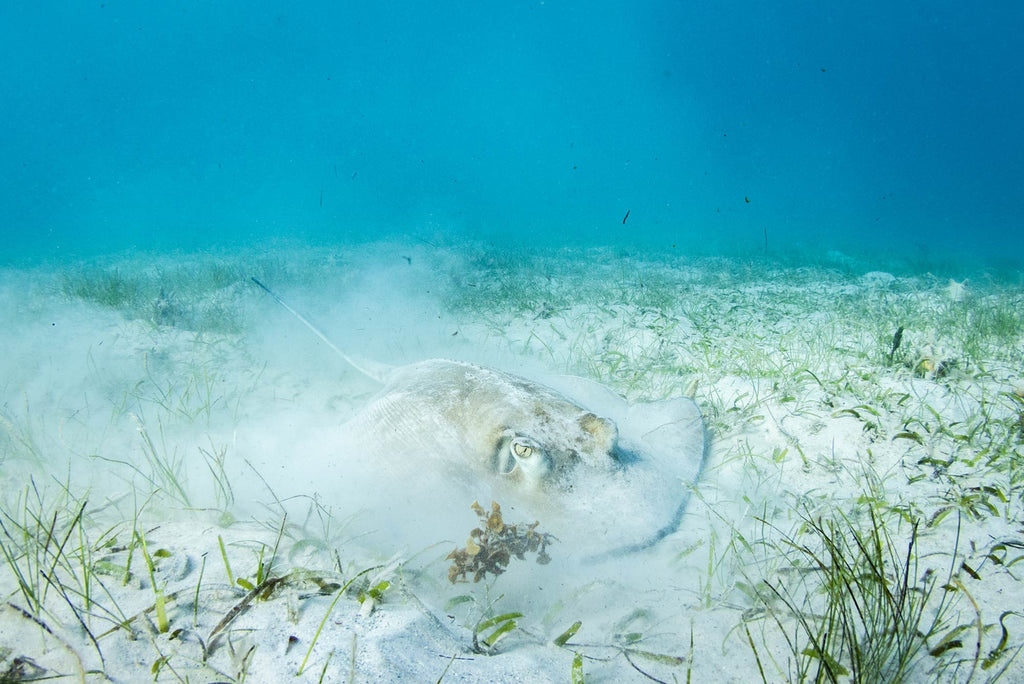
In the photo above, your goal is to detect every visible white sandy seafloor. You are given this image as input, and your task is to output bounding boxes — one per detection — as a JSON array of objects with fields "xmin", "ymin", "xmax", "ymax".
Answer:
[{"xmin": 1, "ymin": 240, "xmax": 1023, "ymax": 683}]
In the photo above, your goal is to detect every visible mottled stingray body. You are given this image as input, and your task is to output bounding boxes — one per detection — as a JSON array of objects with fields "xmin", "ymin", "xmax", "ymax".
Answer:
[
  {"xmin": 348, "ymin": 359, "xmax": 620, "ymax": 488},
  {"xmin": 253, "ymin": 278, "xmax": 706, "ymax": 558}
]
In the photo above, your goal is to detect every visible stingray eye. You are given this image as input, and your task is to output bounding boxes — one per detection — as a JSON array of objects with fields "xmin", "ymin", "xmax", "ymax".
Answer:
[
  {"xmin": 512, "ymin": 441, "xmax": 534, "ymax": 459},
  {"xmin": 497, "ymin": 434, "xmax": 549, "ymax": 483}
]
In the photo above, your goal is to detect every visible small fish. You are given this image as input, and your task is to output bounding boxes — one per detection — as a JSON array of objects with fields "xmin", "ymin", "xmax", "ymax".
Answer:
[
  {"xmin": 888, "ymin": 326, "xmax": 904, "ymax": 364},
  {"xmin": 622, "ymin": 209, "xmax": 630, "ymax": 224}
]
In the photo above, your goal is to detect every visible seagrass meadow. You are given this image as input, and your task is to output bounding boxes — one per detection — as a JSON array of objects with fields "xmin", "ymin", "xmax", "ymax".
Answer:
[{"xmin": 1, "ymin": 242, "xmax": 1023, "ymax": 682}]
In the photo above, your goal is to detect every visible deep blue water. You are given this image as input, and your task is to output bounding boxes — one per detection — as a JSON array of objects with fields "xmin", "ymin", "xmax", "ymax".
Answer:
[{"xmin": 2, "ymin": 2, "xmax": 1022, "ymax": 270}]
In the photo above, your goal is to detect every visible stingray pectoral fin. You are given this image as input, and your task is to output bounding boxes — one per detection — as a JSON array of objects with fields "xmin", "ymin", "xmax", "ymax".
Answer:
[
  {"xmin": 577, "ymin": 398, "xmax": 707, "ymax": 561},
  {"xmin": 622, "ymin": 397, "xmax": 706, "ymax": 485},
  {"xmin": 545, "ymin": 373, "xmax": 625, "ymax": 406}
]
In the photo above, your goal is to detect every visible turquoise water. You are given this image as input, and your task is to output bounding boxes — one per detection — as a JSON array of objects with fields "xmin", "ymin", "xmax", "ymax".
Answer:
[{"xmin": 2, "ymin": 2, "xmax": 1022, "ymax": 270}]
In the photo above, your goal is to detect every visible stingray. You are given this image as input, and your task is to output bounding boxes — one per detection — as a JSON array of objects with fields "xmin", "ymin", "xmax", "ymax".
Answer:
[{"xmin": 252, "ymin": 277, "xmax": 707, "ymax": 559}]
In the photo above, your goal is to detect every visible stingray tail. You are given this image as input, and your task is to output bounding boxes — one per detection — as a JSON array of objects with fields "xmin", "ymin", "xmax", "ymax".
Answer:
[{"xmin": 251, "ymin": 277, "xmax": 390, "ymax": 384}]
